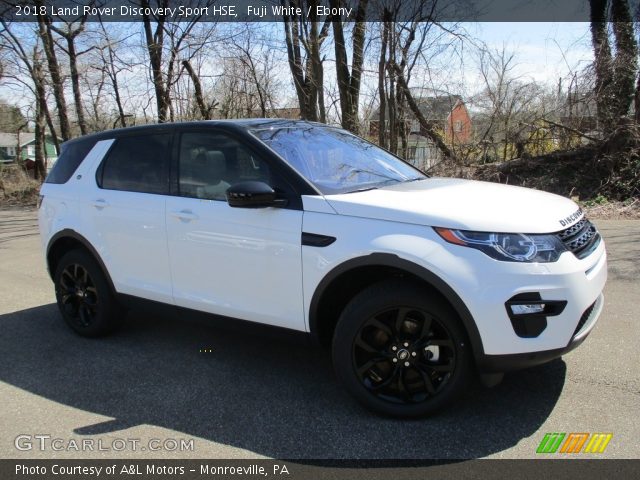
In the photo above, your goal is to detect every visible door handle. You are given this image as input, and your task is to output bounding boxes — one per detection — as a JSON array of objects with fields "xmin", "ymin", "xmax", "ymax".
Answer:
[
  {"xmin": 92, "ymin": 199, "xmax": 108, "ymax": 210},
  {"xmin": 171, "ymin": 209, "xmax": 198, "ymax": 221}
]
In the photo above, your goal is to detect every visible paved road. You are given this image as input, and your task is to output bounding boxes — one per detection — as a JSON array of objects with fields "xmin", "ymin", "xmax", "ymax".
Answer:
[{"xmin": 0, "ymin": 207, "xmax": 638, "ymax": 460}]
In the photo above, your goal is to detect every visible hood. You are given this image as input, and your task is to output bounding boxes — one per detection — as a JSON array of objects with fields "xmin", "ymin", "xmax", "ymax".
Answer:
[{"xmin": 324, "ymin": 178, "xmax": 582, "ymax": 234}]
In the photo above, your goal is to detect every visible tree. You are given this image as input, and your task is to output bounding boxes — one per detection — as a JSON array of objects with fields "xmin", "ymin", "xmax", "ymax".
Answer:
[
  {"xmin": 0, "ymin": 102, "xmax": 27, "ymax": 133},
  {"xmin": 34, "ymin": 0, "xmax": 71, "ymax": 141},
  {"xmin": 392, "ymin": 64, "xmax": 454, "ymax": 159},
  {"xmin": 590, "ymin": 0, "xmax": 638, "ymax": 133},
  {"xmin": 139, "ymin": 0, "xmax": 214, "ymax": 122},
  {"xmin": 230, "ymin": 26, "xmax": 280, "ymax": 118},
  {"xmin": 331, "ymin": 0, "xmax": 368, "ymax": 133},
  {"xmin": 282, "ymin": 0, "xmax": 331, "ymax": 122},
  {"xmin": 181, "ymin": 59, "xmax": 215, "ymax": 119},
  {"xmin": 0, "ymin": 21, "xmax": 48, "ymax": 179},
  {"xmin": 49, "ymin": 13, "xmax": 91, "ymax": 135},
  {"xmin": 377, "ymin": 3, "xmax": 440, "ymax": 157},
  {"xmin": 474, "ymin": 47, "xmax": 546, "ymax": 161}
]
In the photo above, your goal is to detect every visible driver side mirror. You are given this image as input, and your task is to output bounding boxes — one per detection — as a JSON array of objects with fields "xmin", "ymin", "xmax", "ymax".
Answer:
[{"xmin": 226, "ymin": 181, "xmax": 288, "ymax": 208}]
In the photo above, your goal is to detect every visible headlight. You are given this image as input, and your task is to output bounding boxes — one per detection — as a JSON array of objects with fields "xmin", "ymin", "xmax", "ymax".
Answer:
[{"xmin": 434, "ymin": 228, "xmax": 566, "ymax": 262}]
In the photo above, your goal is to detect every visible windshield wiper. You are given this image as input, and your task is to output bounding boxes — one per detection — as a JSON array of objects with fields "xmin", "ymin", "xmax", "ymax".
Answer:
[
  {"xmin": 346, "ymin": 186, "xmax": 380, "ymax": 193},
  {"xmin": 345, "ymin": 178, "xmax": 400, "ymax": 194}
]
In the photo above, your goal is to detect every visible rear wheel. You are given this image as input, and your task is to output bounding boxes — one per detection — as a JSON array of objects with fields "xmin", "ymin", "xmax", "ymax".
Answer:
[
  {"xmin": 54, "ymin": 249, "xmax": 122, "ymax": 337},
  {"xmin": 332, "ymin": 279, "xmax": 472, "ymax": 417}
]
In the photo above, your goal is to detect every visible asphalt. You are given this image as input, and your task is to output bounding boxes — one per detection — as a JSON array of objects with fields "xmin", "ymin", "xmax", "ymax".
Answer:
[{"xmin": 0, "ymin": 207, "xmax": 638, "ymax": 460}]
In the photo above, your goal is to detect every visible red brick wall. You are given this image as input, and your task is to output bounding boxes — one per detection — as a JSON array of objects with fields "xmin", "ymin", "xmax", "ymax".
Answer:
[{"xmin": 446, "ymin": 102, "xmax": 472, "ymax": 144}]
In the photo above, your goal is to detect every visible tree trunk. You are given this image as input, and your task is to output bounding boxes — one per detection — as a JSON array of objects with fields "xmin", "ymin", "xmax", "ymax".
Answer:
[
  {"xmin": 141, "ymin": 0, "xmax": 169, "ymax": 122},
  {"xmin": 590, "ymin": 0, "xmax": 638, "ymax": 133},
  {"xmin": 610, "ymin": 0, "xmax": 638, "ymax": 120},
  {"xmin": 35, "ymin": 5, "xmax": 71, "ymax": 140},
  {"xmin": 332, "ymin": 0, "xmax": 367, "ymax": 133},
  {"xmin": 310, "ymin": 18, "xmax": 325, "ymax": 123},
  {"xmin": 182, "ymin": 60, "xmax": 212, "ymax": 119},
  {"xmin": 33, "ymin": 57, "xmax": 48, "ymax": 181},
  {"xmin": 377, "ymin": 17, "xmax": 389, "ymax": 148},
  {"xmin": 66, "ymin": 36, "xmax": 87, "ymax": 134},
  {"xmin": 281, "ymin": 0, "xmax": 329, "ymax": 122},
  {"xmin": 590, "ymin": 0, "xmax": 613, "ymax": 131},
  {"xmin": 635, "ymin": 72, "xmax": 640, "ymax": 123}
]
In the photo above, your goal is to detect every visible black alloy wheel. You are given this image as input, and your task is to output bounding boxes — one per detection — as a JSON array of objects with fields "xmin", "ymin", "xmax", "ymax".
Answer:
[
  {"xmin": 332, "ymin": 279, "xmax": 471, "ymax": 417},
  {"xmin": 54, "ymin": 249, "xmax": 122, "ymax": 337},
  {"xmin": 353, "ymin": 306, "xmax": 456, "ymax": 404},
  {"xmin": 58, "ymin": 263, "xmax": 99, "ymax": 328}
]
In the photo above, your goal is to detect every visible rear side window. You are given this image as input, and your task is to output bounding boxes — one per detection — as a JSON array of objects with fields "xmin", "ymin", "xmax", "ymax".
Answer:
[
  {"xmin": 98, "ymin": 134, "xmax": 170, "ymax": 194},
  {"xmin": 45, "ymin": 140, "xmax": 95, "ymax": 184}
]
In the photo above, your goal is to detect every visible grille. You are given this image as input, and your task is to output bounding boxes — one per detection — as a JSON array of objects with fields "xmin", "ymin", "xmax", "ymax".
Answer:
[
  {"xmin": 557, "ymin": 218, "xmax": 600, "ymax": 259},
  {"xmin": 573, "ymin": 301, "xmax": 596, "ymax": 337}
]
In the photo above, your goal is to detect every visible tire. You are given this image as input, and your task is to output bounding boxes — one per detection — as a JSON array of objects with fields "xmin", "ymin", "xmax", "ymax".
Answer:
[
  {"xmin": 332, "ymin": 279, "xmax": 472, "ymax": 417},
  {"xmin": 53, "ymin": 249, "xmax": 122, "ymax": 337}
]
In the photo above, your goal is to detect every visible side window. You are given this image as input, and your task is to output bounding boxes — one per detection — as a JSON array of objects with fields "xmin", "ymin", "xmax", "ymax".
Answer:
[
  {"xmin": 99, "ymin": 134, "xmax": 170, "ymax": 194},
  {"xmin": 178, "ymin": 132, "xmax": 271, "ymax": 201},
  {"xmin": 45, "ymin": 140, "xmax": 95, "ymax": 184}
]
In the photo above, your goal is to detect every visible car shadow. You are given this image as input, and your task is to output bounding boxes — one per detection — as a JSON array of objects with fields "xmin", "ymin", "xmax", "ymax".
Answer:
[{"xmin": 0, "ymin": 303, "xmax": 566, "ymax": 460}]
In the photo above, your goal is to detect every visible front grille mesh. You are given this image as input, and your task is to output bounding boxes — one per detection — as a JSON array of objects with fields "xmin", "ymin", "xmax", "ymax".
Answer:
[{"xmin": 557, "ymin": 218, "xmax": 600, "ymax": 259}]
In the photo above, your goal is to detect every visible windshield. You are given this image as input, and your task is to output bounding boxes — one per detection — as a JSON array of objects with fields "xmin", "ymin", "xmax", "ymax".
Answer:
[{"xmin": 251, "ymin": 125, "xmax": 426, "ymax": 194}]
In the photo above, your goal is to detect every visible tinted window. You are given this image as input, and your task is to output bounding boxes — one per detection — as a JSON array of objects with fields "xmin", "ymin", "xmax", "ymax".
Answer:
[
  {"xmin": 99, "ymin": 134, "xmax": 170, "ymax": 194},
  {"xmin": 178, "ymin": 132, "xmax": 272, "ymax": 201},
  {"xmin": 45, "ymin": 140, "xmax": 94, "ymax": 184}
]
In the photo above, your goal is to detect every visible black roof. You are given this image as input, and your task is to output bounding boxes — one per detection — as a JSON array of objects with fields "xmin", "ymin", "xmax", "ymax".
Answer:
[{"xmin": 62, "ymin": 119, "xmax": 328, "ymax": 147}]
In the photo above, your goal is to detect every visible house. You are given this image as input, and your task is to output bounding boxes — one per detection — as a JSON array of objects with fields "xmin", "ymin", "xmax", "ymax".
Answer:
[
  {"xmin": 368, "ymin": 95, "xmax": 472, "ymax": 170},
  {"xmin": 0, "ymin": 132, "xmax": 58, "ymax": 168}
]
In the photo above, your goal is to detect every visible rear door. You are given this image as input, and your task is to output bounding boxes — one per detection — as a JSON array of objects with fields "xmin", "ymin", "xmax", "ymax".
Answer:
[
  {"xmin": 165, "ymin": 130, "xmax": 305, "ymax": 330},
  {"xmin": 88, "ymin": 133, "xmax": 173, "ymax": 304}
]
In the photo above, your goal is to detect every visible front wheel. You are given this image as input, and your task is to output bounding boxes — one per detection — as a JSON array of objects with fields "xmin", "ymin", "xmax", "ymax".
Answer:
[{"xmin": 332, "ymin": 280, "xmax": 472, "ymax": 417}]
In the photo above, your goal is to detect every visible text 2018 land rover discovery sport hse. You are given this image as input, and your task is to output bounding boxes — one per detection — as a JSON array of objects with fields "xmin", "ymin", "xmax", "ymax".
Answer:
[{"xmin": 39, "ymin": 120, "xmax": 606, "ymax": 417}]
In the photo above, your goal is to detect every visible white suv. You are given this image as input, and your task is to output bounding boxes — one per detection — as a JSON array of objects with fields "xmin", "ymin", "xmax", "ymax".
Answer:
[{"xmin": 38, "ymin": 120, "xmax": 607, "ymax": 417}]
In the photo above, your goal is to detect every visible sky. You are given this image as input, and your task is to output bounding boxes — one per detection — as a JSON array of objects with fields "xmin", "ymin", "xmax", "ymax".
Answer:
[{"xmin": 473, "ymin": 22, "xmax": 593, "ymax": 84}]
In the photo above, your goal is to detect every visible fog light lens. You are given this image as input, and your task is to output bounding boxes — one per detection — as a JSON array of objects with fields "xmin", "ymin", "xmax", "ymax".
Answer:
[{"xmin": 510, "ymin": 304, "xmax": 545, "ymax": 315}]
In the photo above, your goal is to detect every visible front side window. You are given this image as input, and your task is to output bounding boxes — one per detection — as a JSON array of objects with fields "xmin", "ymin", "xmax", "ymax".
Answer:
[
  {"xmin": 178, "ymin": 132, "xmax": 272, "ymax": 201},
  {"xmin": 100, "ymin": 134, "xmax": 170, "ymax": 194},
  {"xmin": 251, "ymin": 125, "xmax": 425, "ymax": 195}
]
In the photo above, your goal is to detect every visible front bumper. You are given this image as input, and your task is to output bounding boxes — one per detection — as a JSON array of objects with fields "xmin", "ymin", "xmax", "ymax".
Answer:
[
  {"xmin": 476, "ymin": 292, "xmax": 604, "ymax": 372},
  {"xmin": 430, "ymin": 232, "xmax": 607, "ymax": 359}
]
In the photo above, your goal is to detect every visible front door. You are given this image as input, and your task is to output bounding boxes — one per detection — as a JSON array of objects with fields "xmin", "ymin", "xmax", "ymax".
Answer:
[{"xmin": 165, "ymin": 131, "xmax": 305, "ymax": 330}]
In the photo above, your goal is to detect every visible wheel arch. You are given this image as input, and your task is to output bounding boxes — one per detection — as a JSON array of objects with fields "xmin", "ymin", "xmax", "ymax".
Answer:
[
  {"xmin": 308, "ymin": 253, "xmax": 485, "ymax": 361},
  {"xmin": 46, "ymin": 229, "xmax": 116, "ymax": 294}
]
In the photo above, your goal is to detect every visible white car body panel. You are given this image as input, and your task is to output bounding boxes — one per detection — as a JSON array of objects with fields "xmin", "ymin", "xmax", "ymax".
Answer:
[{"xmin": 165, "ymin": 196, "xmax": 304, "ymax": 330}]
